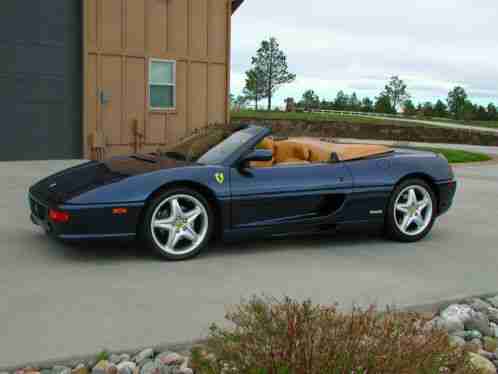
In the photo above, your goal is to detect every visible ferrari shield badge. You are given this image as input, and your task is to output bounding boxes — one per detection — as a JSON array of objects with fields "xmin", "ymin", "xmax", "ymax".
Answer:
[{"xmin": 215, "ymin": 172, "xmax": 225, "ymax": 184}]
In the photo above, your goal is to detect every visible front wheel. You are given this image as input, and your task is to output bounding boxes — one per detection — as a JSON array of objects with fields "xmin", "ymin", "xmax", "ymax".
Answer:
[
  {"xmin": 142, "ymin": 188, "xmax": 213, "ymax": 260},
  {"xmin": 386, "ymin": 179, "xmax": 437, "ymax": 242}
]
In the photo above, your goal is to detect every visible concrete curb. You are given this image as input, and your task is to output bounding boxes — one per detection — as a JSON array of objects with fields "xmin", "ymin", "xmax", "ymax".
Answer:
[{"xmin": 3, "ymin": 292, "xmax": 497, "ymax": 372}]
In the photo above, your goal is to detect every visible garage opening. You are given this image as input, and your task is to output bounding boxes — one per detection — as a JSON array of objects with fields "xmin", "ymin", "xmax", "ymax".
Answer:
[{"xmin": 0, "ymin": 0, "xmax": 83, "ymax": 161}]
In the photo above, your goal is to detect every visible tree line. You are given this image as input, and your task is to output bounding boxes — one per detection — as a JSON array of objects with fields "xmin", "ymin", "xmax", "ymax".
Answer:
[
  {"xmin": 297, "ymin": 79, "xmax": 498, "ymax": 122},
  {"xmin": 233, "ymin": 37, "xmax": 498, "ymax": 122}
]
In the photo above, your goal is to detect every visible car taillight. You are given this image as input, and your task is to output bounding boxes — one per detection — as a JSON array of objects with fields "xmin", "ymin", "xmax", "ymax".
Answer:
[{"xmin": 49, "ymin": 209, "xmax": 70, "ymax": 223}]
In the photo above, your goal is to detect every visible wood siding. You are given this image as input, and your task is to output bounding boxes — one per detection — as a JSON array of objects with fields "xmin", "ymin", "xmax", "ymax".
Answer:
[{"xmin": 83, "ymin": 0, "xmax": 231, "ymax": 158}]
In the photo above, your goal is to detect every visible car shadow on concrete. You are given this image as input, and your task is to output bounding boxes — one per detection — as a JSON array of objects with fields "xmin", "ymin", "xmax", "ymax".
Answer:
[{"xmin": 38, "ymin": 229, "xmax": 399, "ymax": 263}]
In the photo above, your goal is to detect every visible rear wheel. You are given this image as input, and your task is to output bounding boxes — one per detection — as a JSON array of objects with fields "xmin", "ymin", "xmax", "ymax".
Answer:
[
  {"xmin": 386, "ymin": 179, "xmax": 436, "ymax": 242},
  {"xmin": 142, "ymin": 188, "xmax": 213, "ymax": 260}
]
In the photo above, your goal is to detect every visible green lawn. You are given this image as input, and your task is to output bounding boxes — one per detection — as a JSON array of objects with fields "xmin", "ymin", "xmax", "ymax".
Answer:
[{"xmin": 411, "ymin": 147, "xmax": 492, "ymax": 163}]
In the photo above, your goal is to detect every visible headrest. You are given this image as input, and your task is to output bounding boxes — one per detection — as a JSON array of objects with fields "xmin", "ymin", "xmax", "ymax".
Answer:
[{"xmin": 259, "ymin": 137, "xmax": 275, "ymax": 151}]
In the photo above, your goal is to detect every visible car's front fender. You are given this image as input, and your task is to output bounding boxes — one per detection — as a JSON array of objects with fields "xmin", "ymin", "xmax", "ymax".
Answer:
[{"xmin": 66, "ymin": 166, "xmax": 231, "ymax": 205}]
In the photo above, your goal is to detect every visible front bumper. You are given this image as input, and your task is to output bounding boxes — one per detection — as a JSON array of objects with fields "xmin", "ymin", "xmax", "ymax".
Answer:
[
  {"xmin": 29, "ymin": 193, "xmax": 143, "ymax": 240},
  {"xmin": 436, "ymin": 179, "xmax": 457, "ymax": 216}
]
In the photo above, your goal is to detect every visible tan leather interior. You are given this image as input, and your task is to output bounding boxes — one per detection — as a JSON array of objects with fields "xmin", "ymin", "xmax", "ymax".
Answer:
[{"xmin": 250, "ymin": 137, "xmax": 392, "ymax": 168}]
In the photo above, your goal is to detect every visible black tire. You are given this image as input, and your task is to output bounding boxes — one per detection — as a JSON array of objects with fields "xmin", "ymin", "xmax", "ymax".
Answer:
[
  {"xmin": 141, "ymin": 188, "xmax": 214, "ymax": 261},
  {"xmin": 385, "ymin": 178, "xmax": 437, "ymax": 242}
]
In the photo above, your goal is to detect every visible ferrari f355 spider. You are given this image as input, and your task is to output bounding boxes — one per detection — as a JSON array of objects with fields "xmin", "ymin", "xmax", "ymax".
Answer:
[{"xmin": 29, "ymin": 125, "xmax": 456, "ymax": 260}]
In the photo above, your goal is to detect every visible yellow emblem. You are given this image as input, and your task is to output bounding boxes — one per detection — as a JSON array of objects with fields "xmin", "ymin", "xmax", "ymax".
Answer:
[{"xmin": 215, "ymin": 172, "xmax": 225, "ymax": 184}]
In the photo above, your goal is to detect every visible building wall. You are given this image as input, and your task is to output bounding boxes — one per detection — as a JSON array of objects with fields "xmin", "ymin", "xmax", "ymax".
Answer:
[
  {"xmin": 84, "ymin": 0, "xmax": 231, "ymax": 159},
  {"xmin": 0, "ymin": 0, "xmax": 82, "ymax": 161}
]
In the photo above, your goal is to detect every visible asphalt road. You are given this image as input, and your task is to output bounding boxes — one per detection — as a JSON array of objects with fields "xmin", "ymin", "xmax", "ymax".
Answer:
[{"xmin": 1, "ymin": 159, "xmax": 498, "ymax": 367}]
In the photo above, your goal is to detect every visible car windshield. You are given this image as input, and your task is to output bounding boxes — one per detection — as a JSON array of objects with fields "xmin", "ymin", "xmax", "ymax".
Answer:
[{"xmin": 157, "ymin": 125, "xmax": 256, "ymax": 164}]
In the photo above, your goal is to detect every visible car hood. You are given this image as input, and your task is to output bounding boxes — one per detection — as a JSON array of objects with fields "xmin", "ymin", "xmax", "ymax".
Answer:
[{"xmin": 30, "ymin": 154, "xmax": 197, "ymax": 203}]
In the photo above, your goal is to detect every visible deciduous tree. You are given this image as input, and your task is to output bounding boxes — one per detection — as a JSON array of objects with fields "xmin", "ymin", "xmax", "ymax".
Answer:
[
  {"xmin": 433, "ymin": 100, "xmax": 448, "ymax": 118},
  {"xmin": 301, "ymin": 90, "xmax": 320, "ymax": 111},
  {"xmin": 334, "ymin": 90, "xmax": 349, "ymax": 110},
  {"xmin": 383, "ymin": 76, "xmax": 410, "ymax": 112},
  {"xmin": 402, "ymin": 99, "xmax": 417, "ymax": 116},
  {"xmin": 361, "ymin": 97, "xmax": 374, "ymax": 112},
  {"xmin": 374, "ymin": 93, "xmax": 395, "ymax": 114},
  {"xmin": 487, "ymin": 103, "xmax": 497, "ymax": 121}
]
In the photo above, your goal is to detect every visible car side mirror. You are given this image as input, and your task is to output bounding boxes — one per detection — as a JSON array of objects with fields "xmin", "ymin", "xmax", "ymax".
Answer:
[{"xmin": 239, "ymin": 149, "xmax": 273, "ymax": 169}]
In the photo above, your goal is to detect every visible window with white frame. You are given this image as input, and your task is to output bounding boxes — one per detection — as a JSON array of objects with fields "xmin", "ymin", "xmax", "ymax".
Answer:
[{"xmin": 149, "ymin": 59, "xmax": 176, "ymax": 110}]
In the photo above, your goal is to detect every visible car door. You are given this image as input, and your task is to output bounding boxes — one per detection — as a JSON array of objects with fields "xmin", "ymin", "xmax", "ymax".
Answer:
[{"xmin": 229, "ymin": 162, "xmax": 353, "ymax": 230}]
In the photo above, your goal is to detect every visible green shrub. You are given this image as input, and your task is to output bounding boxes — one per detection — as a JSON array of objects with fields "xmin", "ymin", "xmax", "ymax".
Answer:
[{"xmin": 191, "ymin": 296, "xmax": 478, "ymax": 374}]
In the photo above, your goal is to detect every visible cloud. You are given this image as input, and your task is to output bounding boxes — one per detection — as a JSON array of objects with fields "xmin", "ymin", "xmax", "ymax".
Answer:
[{"xmin": 231, "ymin": 0, "xmax": 498, "ymax": 106}]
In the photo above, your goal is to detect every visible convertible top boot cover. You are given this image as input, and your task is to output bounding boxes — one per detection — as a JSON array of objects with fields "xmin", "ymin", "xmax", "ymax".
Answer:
[{"xmin": 286, "ymin": 138, "xmax": 393, "ymax": 162}]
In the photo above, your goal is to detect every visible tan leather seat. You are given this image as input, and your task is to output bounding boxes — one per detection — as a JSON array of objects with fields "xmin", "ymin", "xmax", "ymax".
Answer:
[
  {"xmin": 250, "ymin": 137, "xmax": 392, "ymax": 168},
  {"xmin": 250, "ymin": 137, "xmax": 275, "ymax": 168},
  {"xmin": 273, "ymin": 140, "xmax": 310, "ymax": 164}
]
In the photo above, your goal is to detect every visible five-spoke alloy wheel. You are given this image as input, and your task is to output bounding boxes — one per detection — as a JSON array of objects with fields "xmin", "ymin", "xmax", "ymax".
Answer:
[
  {"xmin": 143, "ymin": 188, "xmax": 213, "ymax": 260},
  {"xmin": 386, "ymin": 179, "xmax": 437, "ymax": 242}
]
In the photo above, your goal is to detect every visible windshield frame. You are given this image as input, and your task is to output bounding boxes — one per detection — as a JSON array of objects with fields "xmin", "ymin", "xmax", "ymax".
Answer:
[{"xmin": 197, "ymin": 125, "xmax": 271, "ymax": 167}]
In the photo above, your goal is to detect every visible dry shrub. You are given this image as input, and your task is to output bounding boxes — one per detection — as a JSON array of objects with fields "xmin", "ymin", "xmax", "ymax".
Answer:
[{"xmin": 191, "ymin": 296, "xmax": 479, "ymax": 374}]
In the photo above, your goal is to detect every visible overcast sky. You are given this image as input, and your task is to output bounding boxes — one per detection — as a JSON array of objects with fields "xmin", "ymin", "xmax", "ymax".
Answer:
[{"xmin": 231, "ymin": 0, "xmax": 498, "ymax": 107}]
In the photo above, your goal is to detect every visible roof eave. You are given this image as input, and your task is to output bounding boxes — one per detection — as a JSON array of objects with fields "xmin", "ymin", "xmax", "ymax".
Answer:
[{"xmin": 231, "ymin": 0, "xmax": 244, "ymax": 14}]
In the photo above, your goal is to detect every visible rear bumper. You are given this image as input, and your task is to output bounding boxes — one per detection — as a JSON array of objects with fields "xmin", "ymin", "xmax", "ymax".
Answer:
[
  {"xmin": 29, "ymin": 193, "xmax": 143, "ymax": 240},
  {"xmin": 436, "ymin": 179, "xmax": 457, "ymax": 216}
]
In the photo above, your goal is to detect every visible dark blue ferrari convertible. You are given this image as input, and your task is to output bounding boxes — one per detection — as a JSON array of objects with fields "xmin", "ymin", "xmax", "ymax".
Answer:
[{"xmin": 29, "ymin": 125, "xmax": 457, "ymax": 260}]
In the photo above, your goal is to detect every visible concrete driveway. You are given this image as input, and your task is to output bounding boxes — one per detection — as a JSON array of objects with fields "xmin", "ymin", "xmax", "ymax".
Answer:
[{"xmin": 1, "ymin": 159, "xmax": 498, "ymax": 367}]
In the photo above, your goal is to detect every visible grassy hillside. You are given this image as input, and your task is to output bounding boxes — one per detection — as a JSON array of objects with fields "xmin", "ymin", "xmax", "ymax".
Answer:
[
  {"xmin": 231, "ymin": 110, "xmax": 434, "ymax": 127},
  {"xmin": 232, "ymin": 110, "xmax": 498, "ymax": 130},
  {"xmin": 412, "ymin": 147, "xmax": 492, "ymax": 163}
]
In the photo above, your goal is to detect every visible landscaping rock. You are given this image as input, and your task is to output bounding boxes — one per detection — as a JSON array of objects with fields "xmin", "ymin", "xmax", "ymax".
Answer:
[
  {"xmin": 440, "ymin": 304, "xmax": 473, "ymax": 324},
  {"xmin": 139, "ymin": 361, "xmax": 162, "ymax": 374},
  {"xmin": 177, "ymin": 358, "xmax": 193, "ymax": 374},
  {"xmin": 92, "ymin": 361, "xmax": 111, "ymax": 374},
  {"xmin": 487, "ymin": 308, "xmax": 498, "ymax": 324},
  {"xmin": 72, "ymin": 364, "xmax": 89, "ymax": 374},
  {"xmin": 466, "ymin": 312, "xmax": 493, "ymax": 337},
  {"xmin": 452, "ymin": 330, "xmax": 468, "ymax": 339},
  {"xmin": 118, "ymin": 355, "xmax": 131, "ymax": 364},
  {"xmin": 469, "ymin": 298, "xmax": 493, "ymax": 313},
  {"xmin": 469, "ymin": 352, "xmax": 497, "ymax": 374},
  {"xmin": 488, "ymin": 296, "xmax": 498, "ymax": 309},
  {"xmin": 433, "ymin": 315, "xmax": 464, "ymax": 333},
  {"xmin": 465, "ymin": 341, "xmax": 481, "ymax": 353},
  {"xmin": 449, "ymin": 335, "xmax": 466, "ymax": 347},
  {"xmin": 109, "ymin": 355, "xmax": 121, "ymax": 365},
  {"xmin": 479, "ymin": 349, "xmax": 497, "ymax": 362},
  {"xmin": 484, "ymin": 337, "xmax": 498, "ymax": 353},
  {"xmin": 116, "ymin": 362, "xmax": 136, "ymax": 374},
  {"xmin": 155, "ymin": 353, "xmax": 183, "ymax": 366},
  {"xmin": 471, "ymin": 338, "xmax": 484, "ymax": 349},
  {"xmin": 134, "ymin": 349, "xmax": 154, "ymax": 365},
  {"xmin": 53, "ymin": 367, "xmax": 72, "ymax": 374},
  {"xmin": 464, "ymin": 330, "xmax": 483, "ymax": 341}
]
